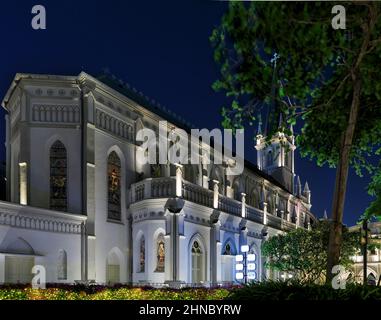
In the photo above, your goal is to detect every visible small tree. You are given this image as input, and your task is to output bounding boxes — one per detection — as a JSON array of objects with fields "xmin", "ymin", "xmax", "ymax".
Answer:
[{"xmin": 262, "ymin": 220, "xmax": 359, "ymax": 284}]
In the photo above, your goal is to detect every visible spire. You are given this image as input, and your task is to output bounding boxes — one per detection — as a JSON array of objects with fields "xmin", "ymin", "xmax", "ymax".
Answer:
[
  {"xmin": 323, "ymin": 210, "xmax": 328, "ymax": 220},
  {"xmin": 264, "ymin": 53, "xmax": 282, "ymax": 136},
  {"xmin": 256, "ymin": 114, "xmax": 262, "ymax": 136},
  {"xmin": 278, "ymin": 112, "xmax": 284, "ymax": 129},
  {"xmin": 296, "ymin": 175, "xmax": 302, "ymax": 196},
  {"xmin": 303, "ymin": 181, "xmax": 310, "ymax": 193}
]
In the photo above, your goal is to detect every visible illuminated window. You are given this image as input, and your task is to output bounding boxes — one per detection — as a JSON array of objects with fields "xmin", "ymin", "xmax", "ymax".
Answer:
[
  {"xmin": 139, "ymin": 236, "xmax": 145, "ymax": 272},
  {"xmin": 107, "ymin": 151, "xmax": 121, "ymax": 220},
  {"xmin": 155, "ymin": 233, "xmax": 165, "ymax": 272},
  {"xmin": 50, "ymin": 141, "xmax": 67, "ymax": 211}
]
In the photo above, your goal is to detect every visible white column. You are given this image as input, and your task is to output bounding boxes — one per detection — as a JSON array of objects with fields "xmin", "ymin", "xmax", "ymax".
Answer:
[
  {"xmin": 241, "ymin": 193, "xmax": 246, "ymax": 218},
  {"xmin": 19, "ymin": 162, "xmax": 27, "ymax": 205},
  {"xmin": 175, "ymin": 164, "xmax": 183, "ymax": 197},
  {"xmin": 213, "ymin": 180, "xmax": 219, "ymax": 209},
  {"xmin": 263, "ymin": 202, "xmax": 268, "ymax": 225}
]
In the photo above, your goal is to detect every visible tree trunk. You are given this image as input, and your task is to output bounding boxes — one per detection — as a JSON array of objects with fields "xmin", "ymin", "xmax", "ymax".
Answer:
[{"xmin": 326, "ymin": 76, "xmax": 361, "ymax": 283}]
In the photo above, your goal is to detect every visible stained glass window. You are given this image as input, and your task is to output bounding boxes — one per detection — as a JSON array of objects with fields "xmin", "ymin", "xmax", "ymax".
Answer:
[
  {"xmin": 155, "ymin": 233, "xmax": 165, "ymax": 272},
  {"xmin": 107, "ymin": 151, "xmax": 121, "ymax": 221},
  {"xmin": 139, "ymin": 236, "xmax": 145, "ymax": 272},
  {"xmin": 50, "ymin": 140, "xmax": 67, "ymax": 211}
]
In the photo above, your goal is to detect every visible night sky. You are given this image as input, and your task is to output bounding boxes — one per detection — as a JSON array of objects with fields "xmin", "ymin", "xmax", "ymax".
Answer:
[{"xmin": 0, "ymin": 0, "xmax": 374, "ymax": 226}]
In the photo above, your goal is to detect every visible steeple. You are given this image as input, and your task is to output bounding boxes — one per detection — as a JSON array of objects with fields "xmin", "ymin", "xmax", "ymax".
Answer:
[
  {"xmin": 323, "ymin": 210, "xmax": 328, "ymax": 220},
  {"xmin": 264, "ymin": 53, "xmax": 283, "ymax": 136},
  {"xmin": 255, "ymin": 52, "xmax": 296, "ymax": 194}
]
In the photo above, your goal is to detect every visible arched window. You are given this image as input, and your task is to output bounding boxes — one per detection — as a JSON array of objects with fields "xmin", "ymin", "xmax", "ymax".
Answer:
[
  {"xmin": 50, "ymin": 140, "xmax": 67, "ymax": 211},
  {"xmin": 367, "ymin": 273, "xmax": 377, "ymax": 286},
  {"xmin": 107, "ymin": 151, "xmax": 121, "ymax": 221},
  {"xmin": 139, "ymin": 236, "xmax": 145, "ymax": 272},
  {"xmin": 57, "ymin": 249, "xmax": 67, "ymax": 280},
  {"xmin": 223, "ymin": 243, "xmax": 232, "ymax": 255},
  {"xmin": 251, "ymin": 189, "xmax": 260, "ymax": 208},
  {"xmin": 155, "ymin": 233, "xmax": 165, "ymax": 272},
  {"xmin": 191, "ymin": 240, "xmax": 204, "ymax": 283}
]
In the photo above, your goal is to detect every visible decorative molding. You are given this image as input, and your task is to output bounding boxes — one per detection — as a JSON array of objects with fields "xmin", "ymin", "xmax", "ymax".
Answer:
[
  {"xmin": 0, "ymin": 210, "xmax": 83, "ymax": 234},
  {"xmin": 95, "ymin": 108, "xmax": 134, "ymax": 142},
  {"xmin": 32, "ymin": 104, "xmax": 80, "ymax": 123}
]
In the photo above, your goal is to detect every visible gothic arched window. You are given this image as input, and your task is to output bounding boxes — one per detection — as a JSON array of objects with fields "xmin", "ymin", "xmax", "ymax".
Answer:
[
  {"xmin": 139, "ymin": 236, "xmax": 145, "ymax": 272},
  {"xmin": 50, "ymin": 140, "xmax": 67, "ymax": 211},
  {"xmin": 107, "ymin": 151, "xmax": 121, "ymax": 221},
  {"xmin": 155, "ymin": 233, "xmax": 165, "ymax": 272},
  {"xmin": 191, "ymin": 240, "xmax": 204, "ymax": 283},
  {"xmin": 223, "ymin": 243, "xmax": 232, "ymax": 255}
]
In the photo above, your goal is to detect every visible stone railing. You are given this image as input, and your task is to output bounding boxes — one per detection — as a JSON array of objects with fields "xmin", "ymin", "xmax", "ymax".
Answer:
[
  {"xmin": 131, "ymin": 177, "xmax": 176, "ymax": 203},
  {"xmin": 182, "ymin": 180, "xmax": 214, "ymax": 208},
  {"xmin": 282, "ymin": 219, "xmax": 296, "ymax": 231},
  {"xmin": 266, "ymin": 214, "xmax": 282, "ymax": 230},
  {"xmin": 129, "ymin": 178, "xmax": 308, "ymax": 232},
  {"xmin": 218, "ymin": 195, "xmax": 241, "ymax": 217},
  {"xmin": 0, "ymin": 201, "xmax": 85, "ymax": 234},
  {"xmin": 245, "ymin": 205, "xmax": 263, "ymax": 224}
]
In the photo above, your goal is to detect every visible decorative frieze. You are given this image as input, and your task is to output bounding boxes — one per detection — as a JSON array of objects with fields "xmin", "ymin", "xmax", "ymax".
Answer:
[
  {"xmin": 32, "ymin": 104, "xmax": 80, "ymax": 123},
  {"xmin": 0, "ymin": 210, "xmax": 82, "ymax": 234},
  {"xmin": 95, "ymin": 109, "xmax": 134, "ymax": 142}
]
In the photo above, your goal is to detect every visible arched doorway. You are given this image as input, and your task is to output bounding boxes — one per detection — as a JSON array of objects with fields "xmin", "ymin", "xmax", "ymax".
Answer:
[{"xmin": 106, "ymin": 250, "xmax": 121, "ymax": 285}]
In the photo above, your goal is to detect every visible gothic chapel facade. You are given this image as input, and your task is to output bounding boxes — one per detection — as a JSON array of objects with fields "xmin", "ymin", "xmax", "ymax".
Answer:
[{"xmin": 0, "ymin": 72, "xmax": 315, "ymax": 285}]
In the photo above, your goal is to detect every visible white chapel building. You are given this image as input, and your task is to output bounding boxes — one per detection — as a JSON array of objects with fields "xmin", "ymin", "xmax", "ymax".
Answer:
[{"xmin": 0, "ymin": 72, "xmax": 315, "ymax": 285}]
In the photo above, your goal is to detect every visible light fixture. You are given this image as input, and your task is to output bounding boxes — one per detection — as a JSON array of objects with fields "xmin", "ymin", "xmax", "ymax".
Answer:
[
  {"xmin": 247, "ymin": 263, "xmax": 256, "ymax": 271},
  {"xmin": 235, "ymin": 263, "xmax": 243, "ymax": 271},
  {"xmin": 235, "ymin": 254, "xmax": 243, "ymax": 262},
  {"xmin": 241, "ymin": 245, "xmax": 249, "ymax": 253},
  {"xmin": 247, "ymin": 254, "xmax": 256, "ymax": 261},
  {"xmin": 247, "ymin": 272, "xmax": 256, "ymax": 280},
  {"xmin": 236, "ymin": 272, "xmax": 244, "ymax": 280}
]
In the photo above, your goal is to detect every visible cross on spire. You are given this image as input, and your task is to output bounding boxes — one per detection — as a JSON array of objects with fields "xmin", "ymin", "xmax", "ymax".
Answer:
[{"xmin": 270, "ymin": 53, "xmax": 280, "ymax": 68}]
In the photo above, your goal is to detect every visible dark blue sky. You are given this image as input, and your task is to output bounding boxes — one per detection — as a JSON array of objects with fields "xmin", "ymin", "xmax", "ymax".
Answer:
[{"xmin": 0, "ymin": 0, "xmax": 373, "ymax": 226}]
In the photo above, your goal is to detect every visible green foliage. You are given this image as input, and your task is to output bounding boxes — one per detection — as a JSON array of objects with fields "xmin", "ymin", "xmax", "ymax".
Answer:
[
  {"xmin": 227, "ymin": 281, "xmax": 381, "ymax": 300},
  {"xmin": 210, "ymin": 2, "xmax": 381, "ymax": 218},
  {"xmin": 363, "ymin": 163, "xmax": 381, "ymax": 220},
  {"xmin": 0, "ymin": 285, "xmax": 231, "ymax": 300},
  {"xmin": 261, "ymin": 220, "xmax": 359, "ymax": 283}
]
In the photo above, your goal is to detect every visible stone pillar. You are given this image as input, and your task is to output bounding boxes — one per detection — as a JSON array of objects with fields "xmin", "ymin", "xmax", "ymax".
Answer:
[
  {"xmin": 164, "ymin": 199, "xmax": 185, "ymax": 288},
  {"xmin": 241, "ymin": 193, "xmax": 246, "ymax": 218},
  {"xmin": 213, "ymin": 180, "xmax": 219, "ymax": 209},
  {"xmin": 210, "ymin": 220, "xmax": 221, "ymax": 285},
  {"xmin": 263, "ymin": 202, "xmax": 268, "ymax": 225},
  {"xmin": 175, "ymin": 164, "xmax": 183, "ymax": 197},
  {"xmin": 5, "ymin": 114, "xmax": 10, "ymax": 201}
]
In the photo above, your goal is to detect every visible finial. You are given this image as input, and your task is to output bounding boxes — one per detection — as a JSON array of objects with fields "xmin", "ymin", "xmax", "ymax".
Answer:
[
  {"xmin": 303, "ymin": 181, "xmax": 310, "ymax": 193},
  {"xmin": 257, "ymin": 114, "xmax": 262, "ymax": 136}
]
